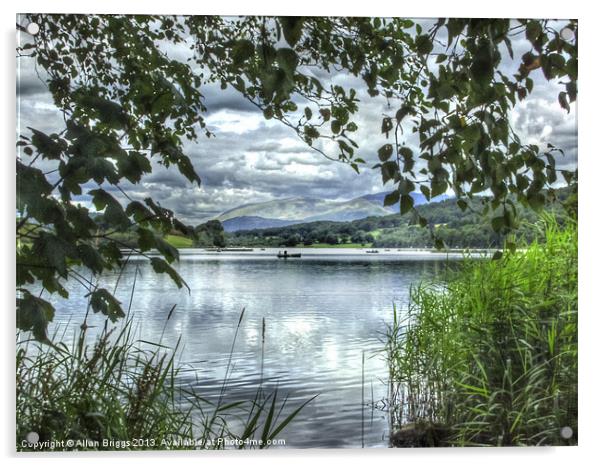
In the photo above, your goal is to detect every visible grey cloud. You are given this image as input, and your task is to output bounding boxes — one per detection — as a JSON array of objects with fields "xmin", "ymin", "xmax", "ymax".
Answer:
[
  {"xmin": 253, "ymin": 159, "xmax": 282, "ymax": 171},
  {"xmin": 202, "ymin": 84, "xmax": 258, "ymax": 114},
  {"xmin": 16, "ymin": 73, "xmax": 47, "ymax": 97},
  {"xmin": 16, "ymin": 16, "xmax": 577, "ymax": 225},
  {"xmin": 247, "ymin": 141, "xmax": 320, "ymax": 156}
]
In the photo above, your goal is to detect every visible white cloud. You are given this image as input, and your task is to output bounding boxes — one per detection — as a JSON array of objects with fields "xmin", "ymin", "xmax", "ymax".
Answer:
[{"xmin": 16, "ymin": 16, "xmax": 578, "ymax": 225}]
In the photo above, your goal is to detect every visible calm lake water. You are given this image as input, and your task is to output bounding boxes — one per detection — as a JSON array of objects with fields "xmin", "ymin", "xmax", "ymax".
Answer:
[{"xmin": 42, "ymin": 248, "xmax": 463, "ymax": 448}]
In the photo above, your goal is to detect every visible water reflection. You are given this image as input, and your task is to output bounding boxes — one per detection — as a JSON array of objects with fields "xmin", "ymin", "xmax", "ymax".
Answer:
[{"xmin": 42, "ymin": 250, "xmax": 458, "ymax": 448}]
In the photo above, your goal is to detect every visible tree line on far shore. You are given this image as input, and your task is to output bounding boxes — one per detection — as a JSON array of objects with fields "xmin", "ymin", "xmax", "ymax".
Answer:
[{"xmin": 225, "ymin": 189, "xmax": 573, "ymax": 249}]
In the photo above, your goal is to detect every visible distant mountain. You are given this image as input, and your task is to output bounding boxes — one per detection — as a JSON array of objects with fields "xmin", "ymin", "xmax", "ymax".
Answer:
[
  {"xmin": 361, "ymin": 191, "xmax": 451, "ymax": 212},
  {"xmin": 215, "ymin": 191, "xmax": 453, "ymax": 232},
  {"xmin": 216, "ymin": 196, "xmax": 392, "ymax": 231},
  {"xmin": 221, "ymin": 216, "xmax": 299, "ymax": 232}
]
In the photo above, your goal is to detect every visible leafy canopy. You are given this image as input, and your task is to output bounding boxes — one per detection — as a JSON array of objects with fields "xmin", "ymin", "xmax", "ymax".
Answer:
[{"xmin": 16, "ymin": 15, "xmax": 577, "ymax": 341}]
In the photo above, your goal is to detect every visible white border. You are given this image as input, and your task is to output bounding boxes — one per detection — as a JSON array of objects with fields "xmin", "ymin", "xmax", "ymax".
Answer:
[{"xmin": 3, "ymin": 1, "xmax": 598, "ymax": 465}]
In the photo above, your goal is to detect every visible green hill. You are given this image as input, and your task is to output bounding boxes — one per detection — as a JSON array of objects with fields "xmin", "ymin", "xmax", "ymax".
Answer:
[{"xmin": 227, "ymin": 191, "xmax": 573, "ymax": 249}]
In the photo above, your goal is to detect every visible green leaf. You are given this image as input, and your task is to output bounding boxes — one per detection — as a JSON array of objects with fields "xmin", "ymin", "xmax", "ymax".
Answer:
[
  {"xmin": 415, "ymin": 35, "xmax": 434, "ymax": 55},
  {"xmin": 17, "ymin": 291, "xmax": 55, "ymax": 342},
  {"xmin": 346, "ymin": 122, "xmax": 358, "ymax": 132},
  {"xmin": 541, "ymin": 54, "xmax": 565, "ymax": 80},
  {"xmin": 29, "ymin": 128, "xmax": 64, "ymax": 160},
  {"xmin": 87, "ymin": 288, "xmax": 125, "ymax": 322},
  {"xmin": 125, "ymin": 201, "xmax": 154, "ymax": 224},
  {"xmin": 558, "ymin": 91, "xmax": 570, "ymax": 113},
  {"xmin": 516, "ymin": 174, "xmax": 529, "ymax": 191},
  {"xmin": 462, "ymin": 124, "xmax": 481, "ymax": 143},
  {"xmin": 566, "ymin": 81, "xmax": 577, "ymax": 102},
  {"xmin": 99, "ymin": 242, "xmax": 123, "ymax": 263},
  {"xmin": 383, "ymin": 190, "xmax": 400, "ymax": 207},
  {"xmin": 304, "ymin": 125, "xmax": 320, "ymax": 140},
  {"xmin": 399, "ymin": 146, "xmax": 413, "ymax": 159},
  {"xmin": 150, "ymin": 257, "xmax": 188, "ymax": 290},
  {"xmin": 263, "ymin": 106, "xmax": 274, "ymax": 119},
  {"xmin": 381, "ymin": 117, "xmax": 393, "ymax": 135},
  {"xmin": 526, "ymin": 21, "xmax": 542, "ymax": 44},
  {"xmin": 177, "ymin": 154, "xmax": 201, "ymax": 186},
  {"xmin": 430, "ymin": 179, "xmax": 448, "ymax": 197},
  {"xmin": 395, "ymin": 106, "xmax": 412, "ymax": 123},
  {"xmin": 65, "ymin": 204, "xmax": 97, "ymax": 237},
  {"xmin": 76, "ymin": 93, "xmax": 129, "ymax": 129},
  {"xmin": 150, "ymin": 91, "xmax": 173, "ymax": 115},
  {"xmin": 380, "ymin": 161, "xmax": 399, "ymax": 184},
  {"xmin": 331, "ymin": 120, "xmax": 341, "ymax": 134},
  {"xmin": 527, "ymin": 192, "xmax": 546, "ymax": 211},
  {"xmin": 16, "ymin": 161, "xmax": 53, "ymax": 215},
  {"xmin": 503, "ymin": 36, "xmax": 514, "ymax": 59},
  {"xmin": 399, "ymin": 194, "xmax": 414, "ymax": 215},
  {"xmin": 136, "ymin": 227, "xmax": 156, "ymax": 251},
  {"xmin": 276, "ymin": 48, "xmax": 298, "ymax": 78},
  {"xmin": 399, "ymin": 178, "xmax": 415, "ymax": 195},
  {"xmin": 117, "ymin": 151, "xmax": 152, "ymax": 183},
  {"xmin": 32, "ymin": 232, "xmax": 74, "ymax": 277},
  {"xmin": 470, "ymin": 39, "xmax": 495, "ymax": 86},
  {"xmin": 447, "ymin": 19, "xmax": 465, "ymax": 46},
  {"xmin": 154, "ymin": 235, "xmax": 180, "ymax": 263},
  {"xmin": 491, "ymin": 216, "xmax": 505, "ymax": 233},
  {"xmin": 279, "ymin": 17, "xmax": 304, "ymax": 46},
  {"xmin": 77, "ymin": 243, "xmax": 105, "ymax": 274},
  {"xmin": 89, "ymin": 189, "xmax": 131, "ymax": 230},
  {"xmin": 87, "ymin": 157, "xmax": 119, "ymax": 184},
  {"xmin": 231, "ymin": 39, "xmax": 255, "ymax": 65},
  {"xmin": 377, "ymin": 144, "xmax": 393, "ymax": 162}
]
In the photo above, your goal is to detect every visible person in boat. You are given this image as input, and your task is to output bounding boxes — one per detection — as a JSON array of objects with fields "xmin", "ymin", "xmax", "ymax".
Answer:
[{"xmin": 283, "ymin": 250, "xmax": 288, "ymax": 257}]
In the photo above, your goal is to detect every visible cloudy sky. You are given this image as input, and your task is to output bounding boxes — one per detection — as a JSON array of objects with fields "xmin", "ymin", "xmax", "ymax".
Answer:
[{"xmin": 16, "ymin": 16, "xmax": 577, "ymax": 225}]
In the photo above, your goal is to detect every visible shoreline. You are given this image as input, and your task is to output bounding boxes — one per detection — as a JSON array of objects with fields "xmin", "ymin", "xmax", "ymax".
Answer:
[{"xmin": 126, "ymin": 246, "xmax": 495, "ymax": 257}]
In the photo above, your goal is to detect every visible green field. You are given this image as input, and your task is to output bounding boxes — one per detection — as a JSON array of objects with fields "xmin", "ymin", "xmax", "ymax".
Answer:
[{"xmin": 165, "ymin": 234, "xmax": 194, "ymax": 248}]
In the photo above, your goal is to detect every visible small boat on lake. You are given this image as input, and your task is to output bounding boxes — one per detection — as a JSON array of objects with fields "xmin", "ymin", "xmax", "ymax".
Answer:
[
  {"xmin": 277, "ymin": 250, "xmax": 301, "ymax": 258},
  {"xmin": 365, "ymin": 249, "xmax": 379, "ymax": 254}
]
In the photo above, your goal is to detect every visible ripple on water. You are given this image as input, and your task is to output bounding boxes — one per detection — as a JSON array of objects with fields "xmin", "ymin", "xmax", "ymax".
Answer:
[{"xmin": 39, "ymin": 254, "xmax": 451, "ymax": 448}]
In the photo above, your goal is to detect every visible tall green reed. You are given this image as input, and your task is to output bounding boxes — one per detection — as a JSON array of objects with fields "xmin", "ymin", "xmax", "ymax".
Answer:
[
  {"xmin": 385, "ymin": 218, "xmax": 577, "ymax": 446},
  {"xmin": 17, "ymin": 304, "xmax": 313, "ymax": 450}
]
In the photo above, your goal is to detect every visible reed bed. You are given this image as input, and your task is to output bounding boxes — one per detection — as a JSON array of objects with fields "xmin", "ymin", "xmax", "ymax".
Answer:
[
  {"xmin": 17, "ymin": 308, "xmax": 312, "ymax": 450},
  {"xmin": 385, "ymin": 218, "xmax": 577, "ymax": 446}
]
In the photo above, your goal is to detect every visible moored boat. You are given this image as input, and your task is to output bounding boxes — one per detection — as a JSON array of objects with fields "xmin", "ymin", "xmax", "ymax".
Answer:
[{"xmin": 277, "ymin": 252, "xmax": 301, "ymax": 258}]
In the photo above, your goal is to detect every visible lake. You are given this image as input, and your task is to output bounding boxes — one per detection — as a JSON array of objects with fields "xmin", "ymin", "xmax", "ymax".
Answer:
[{"xmin": 42, "ymin": 248, "xmax": 464, "ymax": 448}]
